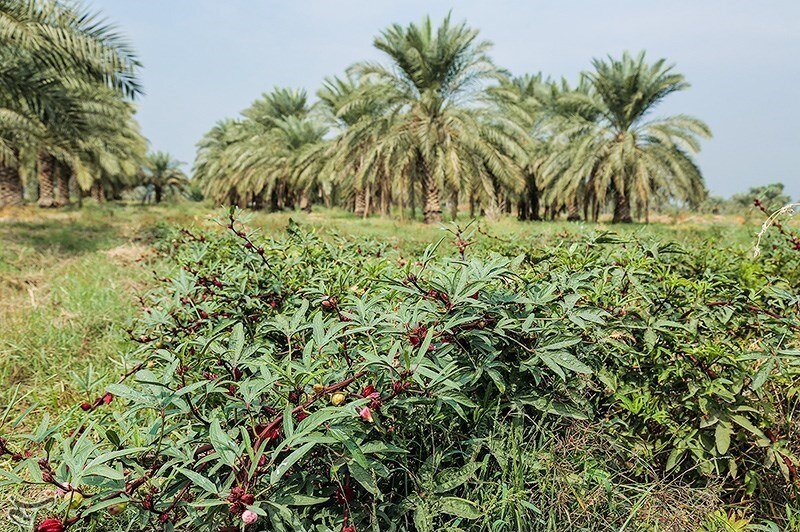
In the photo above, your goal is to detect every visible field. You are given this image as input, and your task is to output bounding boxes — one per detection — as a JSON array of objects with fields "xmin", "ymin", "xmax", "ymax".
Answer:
[{"xmin": 1, "ymin": 204, "xmax": 799, "ymax": 531}]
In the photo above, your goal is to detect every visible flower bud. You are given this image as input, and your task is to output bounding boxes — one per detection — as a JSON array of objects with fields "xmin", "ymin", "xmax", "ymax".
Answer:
[
  {"xmin": 67, "ymin": 491, "xmax": 83, "ymax": 509},
  {"xmin": 331, "ymin": 392, "xmax": 346, "ymax": 406},
  {"xmin": 107, "ymin": 502, "xmax": 127, "ymax": 516},
  {"xmin": 242, "ymin": 510, "xmax": 258, "ymax": 525},
  {"xmin": 359, "ymin": 406, "xmax": 374, "ymax": 423}
]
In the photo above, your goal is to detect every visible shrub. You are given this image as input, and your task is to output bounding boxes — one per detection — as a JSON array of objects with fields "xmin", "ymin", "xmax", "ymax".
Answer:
[{"xmin": 2, "ymin": 211, "xmax": 798, "ymax": 530}]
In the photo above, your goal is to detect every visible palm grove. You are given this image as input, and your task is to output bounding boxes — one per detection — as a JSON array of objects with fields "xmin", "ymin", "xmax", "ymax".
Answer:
[
  {"xmin": 195, "ymin": 15, "xmax": 711, "ymax": 223},
  {"xmin": 0, "ymin": 0, "xmax": 186, "ymax": 208},
  {"xmin": 0, "ymin": 3, "xmax": 710, "ymax": 224}
]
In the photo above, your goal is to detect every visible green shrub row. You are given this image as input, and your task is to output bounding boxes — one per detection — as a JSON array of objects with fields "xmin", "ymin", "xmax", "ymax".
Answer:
[{"xmin": 2, "ymin": 213, "xmax": 798, "ymax": 530}]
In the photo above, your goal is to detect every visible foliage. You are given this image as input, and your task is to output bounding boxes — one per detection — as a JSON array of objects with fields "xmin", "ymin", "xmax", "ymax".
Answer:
[
  {"xmin": 0, "ymin": 0, "xmax": 144, "ymax": 207},
  {"xmin": 1, "ymin": 210, "xmax": 798, "ymax": 530},
  {"xmin": 541, "ymin": 51, "xmax": 711, "ymax": 222},
  {"xmin": 732, "ymin": 183, "xmax": 792, "ymax": 212},
  {"xmin": 138, "ymin": 152, "xmax": 190, "ymax": 204},
  {"xmin": 194, "ymin": 17, "xmax": 712, "ymax": 224}
]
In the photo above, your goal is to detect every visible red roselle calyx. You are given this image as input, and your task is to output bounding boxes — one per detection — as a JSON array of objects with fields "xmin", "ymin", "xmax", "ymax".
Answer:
[
  {"xmin": 361, "ymin": 385, "xmax": 378, "ymax": 398},
  {"xmin": 36, "ymin": 518, "xmax": 65, "ymax": 532},
  {"xmin": 332, "ymin": 484, "xmax": 354, "ymax": 505},
  {"xmin": 407, "ymin": 324, "xmax": 428, "ymax": 347},
  {"xmin": 227, "ymin": 487, "xmax": 255, "ymax": 515},
  {"xmin": 392, "ymin": 380, "xmax": 411, "ymax": 394}
]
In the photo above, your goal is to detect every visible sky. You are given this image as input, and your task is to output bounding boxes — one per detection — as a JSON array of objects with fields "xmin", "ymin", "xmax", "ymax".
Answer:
[{"xmin": 90, "ymin": 0, "xmax": 800, "ymax": 199}]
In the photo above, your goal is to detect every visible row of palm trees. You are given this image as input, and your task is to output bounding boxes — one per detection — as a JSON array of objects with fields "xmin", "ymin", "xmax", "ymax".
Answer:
[
  {"xmin": 0, "ymin": 0, "xmax": 151, "ymax": 207},
  {"xmin": 195, "ymin": 15, "xmax": 711, "ymax": 223}
]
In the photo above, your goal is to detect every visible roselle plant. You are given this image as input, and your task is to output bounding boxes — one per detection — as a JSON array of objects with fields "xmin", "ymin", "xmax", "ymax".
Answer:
[{"xmin": 1, "ymin": 211, "xmax": 798, "ymax": 530}]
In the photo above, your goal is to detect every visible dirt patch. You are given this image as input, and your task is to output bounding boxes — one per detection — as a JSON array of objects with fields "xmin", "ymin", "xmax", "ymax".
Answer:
[{"xmin": 105, "ymin": 243, "xmax": 151, "ymax": 265}]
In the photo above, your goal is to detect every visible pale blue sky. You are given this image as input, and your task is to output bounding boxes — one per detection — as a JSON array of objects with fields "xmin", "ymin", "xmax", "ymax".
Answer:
[{"xmin": 90, "ymin": 0, "xmax": 799, "ymax": 199}]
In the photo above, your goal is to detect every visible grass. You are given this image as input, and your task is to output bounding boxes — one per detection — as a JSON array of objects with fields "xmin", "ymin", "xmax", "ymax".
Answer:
[{"xmin": 0, "ymin": 201, "xmax": 796, "ymax": 530}]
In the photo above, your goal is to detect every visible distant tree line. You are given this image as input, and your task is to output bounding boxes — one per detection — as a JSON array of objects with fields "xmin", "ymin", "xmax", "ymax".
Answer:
[
  {"xmin": 195, "ymin": 14, "xmax": 712, "ymax": 223},
  {"xmin": 701, "ymin": 183, "xmax": 794, "ymax": 215}
]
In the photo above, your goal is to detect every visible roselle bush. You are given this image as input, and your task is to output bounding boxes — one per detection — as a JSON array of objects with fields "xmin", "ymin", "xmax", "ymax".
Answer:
[{"xmin": 2, "ymin": 212, "xmax": 799, "ymax": 530}]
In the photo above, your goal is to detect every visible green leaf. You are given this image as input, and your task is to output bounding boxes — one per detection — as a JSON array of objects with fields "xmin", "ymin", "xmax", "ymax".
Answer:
[
  {"xmin": 209, "ymin": 419, "xmax": 239, "ymax": 467},
  {"xmin": 270, "ymin": 441, "xmax": 316, "ymax": 484},
  {"xmin": 730, "ymin": 415, "xmax": 766, "ymax": 440},
  {"xmin": 536, "ymin": 352, "xmax": 565, "ymax": 380},
  {"xmin": 665, "ymin": 447, "xmax": 685, "ymax": 471},
  {"xmin": 178, "ymin": 468, "xmax": 218, "ymax": 495},
  {"xmin": 272, "ymin": 494, "xmax": 329, "ymax": 506},
  {"xmin": 437, "ymin": 497, "xmax": 481, "ymax": 519},
  {"xmin": 750, "ymin": 359, "xmax": 774, "ymax": 391},
  {"xmin": 715, "ymin": 422, "xmax": 732, "ymax": 454},
  {"xmin": 434, "ymin": 462, "xmax": 478, "ymax": 494},
  {"xmin": 414, "ymin": 502, "xmax": 434, "ymax": 532},
  {"xmin": 550, "ymin": 350, "xmax": 592, "ymax": 375},
  {"xmin": 538, "ymin": 337, "xmax": 581, "ymax": 351},
  {"xmin": 349, "ymin": 460, "xmax": 379, "ymax": 496},
  {"xmin": 84, "ymin": 464, "xmax": 124, "ymax": 480}
]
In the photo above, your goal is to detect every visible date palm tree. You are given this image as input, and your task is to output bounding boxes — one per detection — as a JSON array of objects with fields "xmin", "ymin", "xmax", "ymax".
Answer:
[
  {"xmin": 195, "ymin": 88, "xmax": 325, "ymax": 210},
  {"xmin": 0, "ymin": 0, "xmax": 141, "ymax": 207},
  {"xmin": 488, "ymin": 74, "xmax": 554, "ymax": 221},
  {"xmin": 316, "ymin": 75, "xmax": 393, "ymax": 217},
  {"xmin": 351, "ymin": 14, "xmax": 522, "ymax": 223},
  {"xmin": 140, "ymin": 151, "xmax": 188, "ymax": 203},
  {"xmin": 545, "ymin": 51, "xmax": 710, "ymax": 222},
  {"xmin": 194, "ymin": 119, "xmax": 245, "ymax": 206}
]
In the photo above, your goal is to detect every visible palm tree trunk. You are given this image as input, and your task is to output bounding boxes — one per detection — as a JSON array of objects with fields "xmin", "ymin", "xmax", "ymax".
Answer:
[
  {"xmin": 299, "ymin": 190, "xmax": 311, "ymax": 212},
  {"xmin": 72, "ymin": 176, "xmax": 83, "ymax": 208},
  {"xmin": 380, "ymin": 182, "xmax": 390, "ymax": 215},
  {"xmin": 469, "ymin": 192, "xmax": 476, "ymax": 218},
  {"xmin": 362, "ymin": 183, "xmax": 371, "ymax": 219},
  {"xmin": 527, "ymin": 176, "xmax": 541, "ymax": 221},
  {"xmin": 91, "ymin": 183, "xmax": 106, "ymax": 203},
  {"xmin": 447, "ymin": 189, "xmax": 458, "ymax": 221},
  {"xmin": 55, "ymin": 163, "xmax": 70, "ymax": 206},
  {"xmin": 398, "ymin": 187, "xmax": 405, "ymax": 221},
  {"xmin": 418, "ymin": 156, "xmax": 441, "ymax": 224},
  {"xmin": 0, "ymin": 164, "xmax": 23, "ymax": 207},
  {"xmin": 354, "ymin": 188, "xmax": 366, "ymax": 217},
  {"xmin": 612, "ymin": 188, "xmax": 633, "ymax": 223},
  {"xmin": 567, "ymin": 198, "xmax": 581, "ymax": 221},
  {"xmin": 154, "ymin": 185, "xmax": 163, "ymax": 204},
  {"xmin": 409, "ymin": 182, "xmax": 416, "ymax": 220},
  {"xmin": 37, "ymin": 154, "xmax": 56, "ymax": 208},
  {"xmin": 517, "ymin": 198, "xmax": 527, "ymax": 221}
]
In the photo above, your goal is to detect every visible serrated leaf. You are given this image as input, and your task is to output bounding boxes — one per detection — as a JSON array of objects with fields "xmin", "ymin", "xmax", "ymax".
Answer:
[
  {"xmin": 437, "ymin": 497, "xmax": 481, "ymax": 519},
  {"xmin": 434, "ymin": 462, "xmax": 478, "ymax": 493}
]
